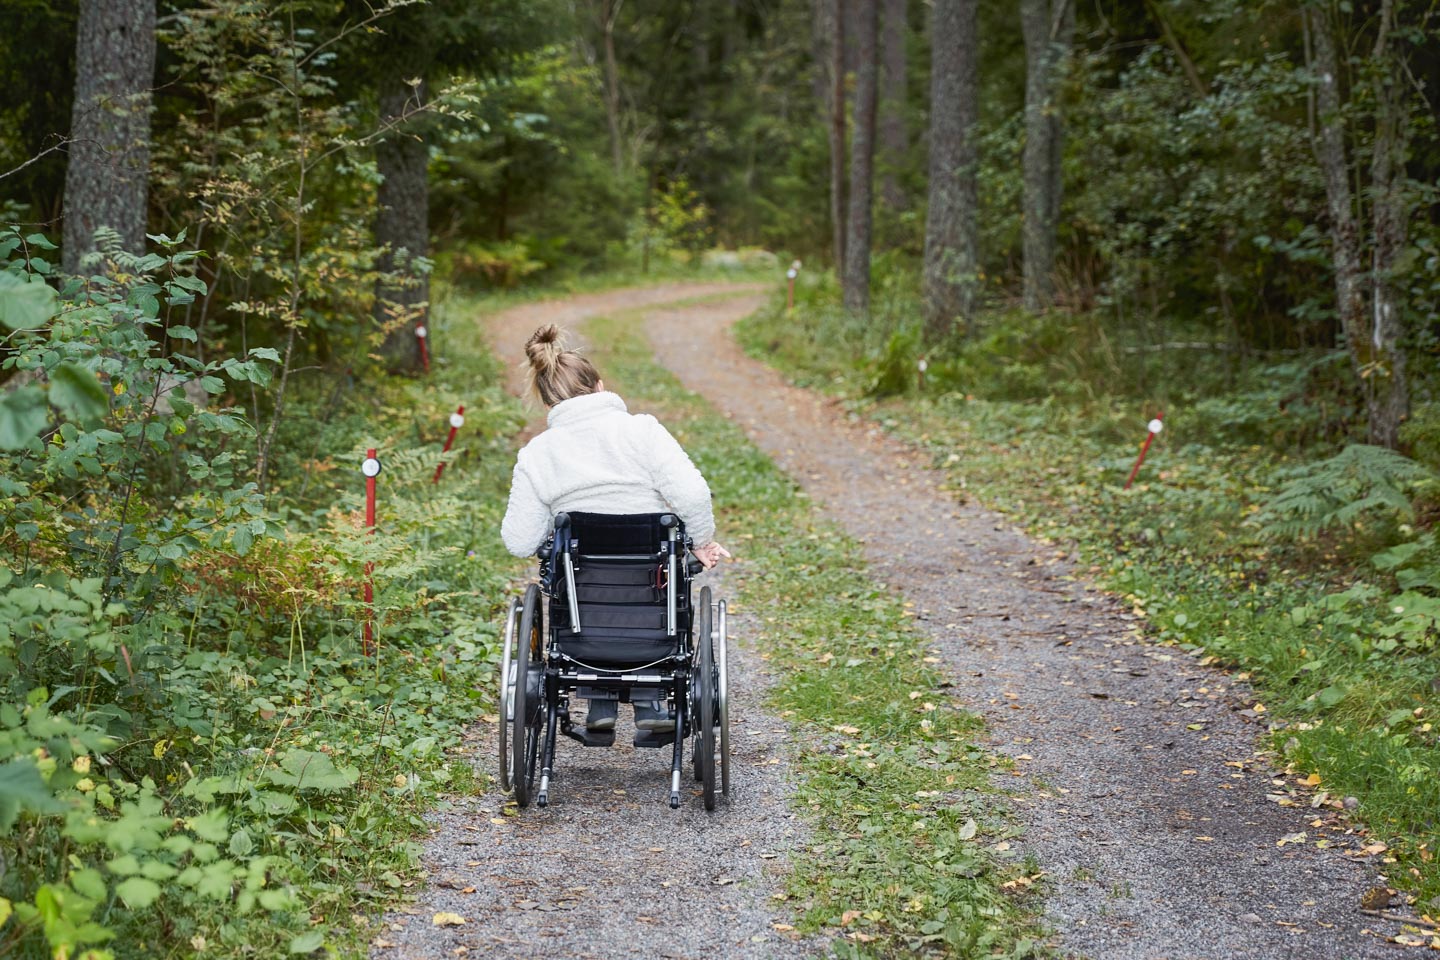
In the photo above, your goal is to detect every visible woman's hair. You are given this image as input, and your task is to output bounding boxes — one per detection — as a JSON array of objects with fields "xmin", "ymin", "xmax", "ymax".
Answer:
[{"xmin": 525, "ymin": 324, "xmax": 601, "ymax": 407}]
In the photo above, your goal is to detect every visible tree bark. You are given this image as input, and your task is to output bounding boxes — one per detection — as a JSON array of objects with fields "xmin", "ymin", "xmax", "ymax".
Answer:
[
  {"xmin": 601, "ymin": 0, "xmax": 625, "ymax": 175},
  {"xmin": 1020, "ymin": 0, "xmax": 1073, "ymax": 313},
  {"xmin": 921, "ymin": 0, "xmax": 979, "ymax": 339},
  {"xmin": 1309, "ymin": 4, "xmax": 1408, "ymax": 448},
  {"xmin": 373, "ymin": 80, "xmax": 429, "ymax": 373},
  {"xmin": 62, "ymin": 0, "xmax": 156, "ymax": 273},
  {"xmin": 878, "ymin": 0, "xmax": 907, "ymax": 210},
  {"xmin": 843, "ymin": 0, "xmax": 879, "ymax": 315},
  {"xmin": 828, "ymin": 0, "xmax": 848, "ymax": 274},
  {"xmin": 1364, "ymin": 0, "xmax": 1409, "ymax": 447}
]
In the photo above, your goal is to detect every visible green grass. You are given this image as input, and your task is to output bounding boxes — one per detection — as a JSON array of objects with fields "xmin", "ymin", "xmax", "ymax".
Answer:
[
  {"xmin": 736, "ymin": 287, "xmax": 1440, "ymax": 910},
  {"xmin": 582, "ymin": 306, "xmax": 1046, "ymax": 959}
]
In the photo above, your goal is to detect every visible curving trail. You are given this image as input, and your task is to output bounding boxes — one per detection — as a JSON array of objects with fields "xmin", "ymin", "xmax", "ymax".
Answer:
[
  {"xmin": 370, "ymin": 284, "xmax": 817, "ymax": 960},
  {"xmin": 643, "ymin": 297, "xmax": 1399, "ymax": 959}
]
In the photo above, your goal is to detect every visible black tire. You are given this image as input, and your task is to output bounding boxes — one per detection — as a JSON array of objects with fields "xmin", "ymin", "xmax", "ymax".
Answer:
[
  {"xmin": 696, "ymin": 587, "xmax": 716, "ymax": 811},
  {"xmin": 691, "ymin": 592, "xmax": 710, "ymax": 783},
  {"xmin": 497, "ymin": 598, "xmax": 521, "ymax": 793},
  {"xmin": 717, "ymin": 599, "xmax": 731, "ymax": 798},
  {"xmin": 512, "ymin": 584, "xmax": 543, "ymax": 808}
]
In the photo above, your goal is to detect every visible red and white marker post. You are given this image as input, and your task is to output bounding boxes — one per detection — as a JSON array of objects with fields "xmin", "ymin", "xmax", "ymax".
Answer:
[
  {"xmin": 1124, "ymin": 414, "xmax": 1164, "ymax": 489},
  {"xmin": 786, "ymin": 260, "xmax": 801, "ymax": 312},
  {"xmin": 415, "ymin": 323, "xmax": 431, "ymax": 375},
  {"xmin": 361, "ymin": 449, "xmax": 382, "ymax": 655},
  {"xmin": 433, "ymin": 405, "xmax": 465, "ymax": 484}
]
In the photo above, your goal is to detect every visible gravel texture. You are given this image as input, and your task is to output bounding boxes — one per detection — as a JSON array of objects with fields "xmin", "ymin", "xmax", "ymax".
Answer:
[
  {"xmin": 370, "ymin": 286, "xmax": 820, "ymax": 960},
  {"xmin": 644, "ymin": 296, "xmax": 1407, "ymax": 960}
]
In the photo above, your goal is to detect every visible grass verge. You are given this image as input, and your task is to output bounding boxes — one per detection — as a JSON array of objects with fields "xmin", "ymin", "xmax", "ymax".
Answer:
[{"xmin": 581, "ymin": 305, "xmax": 1046, "ymax": 959}]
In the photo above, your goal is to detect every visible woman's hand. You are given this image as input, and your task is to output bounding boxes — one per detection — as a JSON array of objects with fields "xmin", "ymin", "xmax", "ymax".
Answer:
[{"xmin": 693, "ymin": 541, "xmax": 732, "ymax": 570}]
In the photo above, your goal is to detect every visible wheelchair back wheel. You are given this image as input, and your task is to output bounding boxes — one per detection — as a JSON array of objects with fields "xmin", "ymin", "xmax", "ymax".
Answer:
[
  {"xmin": 693, "ymin": 587, "xmax": 717, "ymax": 811},
  {"xmin": 717, "ymin": 598, "xmax": 731, "ymax": 798},
  {"xmin": 511, "ymin": 584, "xmax": 544, "ymax": 808},
  {"xmin": 497, "ymin": 597, "xmax": 522, "ymax": 793}
]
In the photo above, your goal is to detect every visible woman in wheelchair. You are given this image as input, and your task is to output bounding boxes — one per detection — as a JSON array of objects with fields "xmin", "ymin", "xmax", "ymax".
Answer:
[{"xmin": 501, "ymin": 324, "xmax": 730, "ymax": 737}]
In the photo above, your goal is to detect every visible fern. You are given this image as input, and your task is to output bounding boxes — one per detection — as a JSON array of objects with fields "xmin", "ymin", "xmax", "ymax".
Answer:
[{"xmin": 1257, "ymin": 444, "xmax": 1435, "ymax": 541}]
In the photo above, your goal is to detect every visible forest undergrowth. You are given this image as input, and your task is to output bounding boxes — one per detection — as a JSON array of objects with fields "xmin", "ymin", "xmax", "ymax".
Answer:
[
  {"xmin": 0, "ymin": 249, "xmax": 529, "ymax": 958},
  {"xmin": 585, "ymin": 306, "xmax": 1045, "ymax": 959},
  {"xmin": 738, "ymin": 271, "xmax": 1440, "ymax": 910}
]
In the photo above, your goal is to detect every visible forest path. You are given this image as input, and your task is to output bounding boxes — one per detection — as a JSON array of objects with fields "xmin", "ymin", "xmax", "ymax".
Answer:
[
  {"xmin": 644, "ymin": 301, "xmax": 1399, "ymax": 959},
  {"xmin": 371, "ymin": 284, "xmax": 818, "ymax": 960}
]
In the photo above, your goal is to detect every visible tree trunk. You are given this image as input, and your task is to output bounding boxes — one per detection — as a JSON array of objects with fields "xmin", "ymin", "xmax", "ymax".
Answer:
[
  {"xmin": 828, "ymin": 0, "xmax": 848, "ymax": 274},
  {"xmin": 921, "ymin": 0, "xmax": 979, "ymax": 339},
  {"xmin": 601, "ymin": 0, "xmax": 625, "ymax": 175},
  {"xmin": 373, "ymin": 80, "xmax": 429, "ymax": 373},
  {"xmin": 878, "ymin": 0, "xmax": 907, "ymax": 210},
  {"xmin": 842, "ymin": 0, "xmax": 879, "ymax": 315},
  {"xmin": 1309, "ymin": 4, "xmax": 1408, "ymax": 448},
  {"xmin": 62, "ymin": 0, "xmax": 156, "ymax": 273},
  {"xmin": 1364, "ymin": 0, "xmax": 1409, "ymax": 447},
  {"xmin": 1020, "ymin": 0, "xmax": 1074, "ymax": 313}
]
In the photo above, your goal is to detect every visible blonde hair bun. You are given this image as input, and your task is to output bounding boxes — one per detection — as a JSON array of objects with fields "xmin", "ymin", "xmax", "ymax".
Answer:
[
  {"xmin": 522, "ymin": 324, "xmax": 601, "ymax": 407},
  {"xmin": 525, "ymin": 324, "xmax": 566, "ymax": 372}
]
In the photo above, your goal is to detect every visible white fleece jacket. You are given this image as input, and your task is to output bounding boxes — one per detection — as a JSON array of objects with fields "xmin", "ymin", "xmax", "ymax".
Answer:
[{"xmin": 500, "ymin": 391, "xmax": 716, "ymax": 557}]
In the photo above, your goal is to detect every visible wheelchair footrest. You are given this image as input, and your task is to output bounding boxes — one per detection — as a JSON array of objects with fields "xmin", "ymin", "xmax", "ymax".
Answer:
[
  {"xmin": 563, "ymin": 726, "xmax": 616, "ymax": 748},
  {"xmin": 633, "ymin": 730, "xmax": 676, "ymax": 749}
]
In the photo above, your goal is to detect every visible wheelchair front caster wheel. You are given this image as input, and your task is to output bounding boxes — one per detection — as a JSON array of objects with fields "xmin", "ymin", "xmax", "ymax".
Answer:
[
  {"xmin": 538, "ymin": 792, "xmax": 549, "ymax": 808},
  {"xmin": 668, "ymin": 792, "xmax": 680, "ymax": 809}
]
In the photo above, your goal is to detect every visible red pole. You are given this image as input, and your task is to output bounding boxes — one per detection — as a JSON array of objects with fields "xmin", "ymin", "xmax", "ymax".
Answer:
[
  {"xmin": 416, "ymin": 324, "xmax": 431, "ymax": 374},
  {"xmin": 362, "ymin": 449, "xmax": 380, "ymax": 655},
  {"xmin": 1124, "ymin": 414, "xmax": 1164, "ymax": 489},
  {"xmin": 433, "ymin": 405, "xmax": 465, "ymax": 484},
  {"xmin": 786, "ymin": 261, "xmax": 800, "ymax": 311}
]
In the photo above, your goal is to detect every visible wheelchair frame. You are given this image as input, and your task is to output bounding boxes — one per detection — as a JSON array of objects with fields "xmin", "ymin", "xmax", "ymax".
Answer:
[{"xmin": 498, "ymin": 512, "xmax": 731, "ymax": 811}]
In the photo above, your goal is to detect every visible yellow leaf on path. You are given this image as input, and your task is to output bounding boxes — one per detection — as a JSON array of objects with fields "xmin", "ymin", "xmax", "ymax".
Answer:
[
  {"xmin": 1299, "ymin": 773, "xmax": 1321, "ymax": 787},
  {"xmin": 1276, "ymin": 832, "xmax": 1307, "ymax": 847},
  {"xmin": 432, "ymin": 913, "xmax": 467, "ymax": 927},
  {"xmin": 835, "ymin": 725, "xmax": 861, "ymax": 735}
]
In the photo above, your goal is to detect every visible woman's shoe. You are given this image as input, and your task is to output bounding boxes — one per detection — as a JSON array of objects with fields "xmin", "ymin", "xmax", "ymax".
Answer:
[
  {"xmin": 633, "ymin": 700, "xmax": 675, "ymax": 732},
  {"xmin": 586, "ymin": 699, "xmax": 618, "ymax": 731}
]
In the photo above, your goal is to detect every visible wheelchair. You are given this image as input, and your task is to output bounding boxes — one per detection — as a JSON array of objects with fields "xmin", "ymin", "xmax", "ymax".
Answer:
[{"xmin": 497, "ymin": 512, "xmax": 731, "ymax": 811}]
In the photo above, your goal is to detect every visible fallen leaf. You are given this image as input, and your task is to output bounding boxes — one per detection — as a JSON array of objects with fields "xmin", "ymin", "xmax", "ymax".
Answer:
[{"xmin": 431, "ymin": 913, "xmax": 467, "ymax": 927}]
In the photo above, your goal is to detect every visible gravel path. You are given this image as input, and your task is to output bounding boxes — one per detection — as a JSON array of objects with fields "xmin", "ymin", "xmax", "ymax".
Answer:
[
  {"xmin": 370, "ymin": 285, "xmax": 821, "ymax": 960},
  {"xmin": 645, "ymin": 298, "xmax": 1404, "ymax": 959}
]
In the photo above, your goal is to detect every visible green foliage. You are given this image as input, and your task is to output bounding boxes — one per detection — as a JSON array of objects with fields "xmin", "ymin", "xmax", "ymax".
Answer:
[
  {"xmin": 0, "ymin": 211, "xmax": 525, "ymax": 959},
  {"xmin": 1257, "ymin": 445, "xmax": 1434, "ymax": 541}
]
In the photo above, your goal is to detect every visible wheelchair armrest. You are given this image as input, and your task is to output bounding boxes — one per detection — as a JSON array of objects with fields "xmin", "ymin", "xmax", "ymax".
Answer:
[{"xmin": 686, "ymin": 557, "xmax": 705, "ymax": 577}]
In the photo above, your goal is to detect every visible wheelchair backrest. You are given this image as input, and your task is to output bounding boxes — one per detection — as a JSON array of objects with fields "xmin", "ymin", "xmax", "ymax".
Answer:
[
  {"xmin": 562, "ymin": 512, "xmax": 683, "ymax": 555},
  {"xmin": 547, "ymin": 512, "xmax": 691, "ymax": 668}
]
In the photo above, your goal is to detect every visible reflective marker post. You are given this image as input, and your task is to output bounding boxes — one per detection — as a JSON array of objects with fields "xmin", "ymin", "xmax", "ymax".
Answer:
[
  {"xmin": 786, "ymin": 260, "xmax": 801, "ymax": 312},
  {"xmin": 1124, "ymin": 415, "xmax": 1164, "ymax": 489},
  {"xmin": 433, "ymin": 405, "xmax": 465, "ymax": 484},
  {"xmin": 416, "ymin": 324, "xmax": 431, "ymax": 374},
  {"xmin": 361, "ymin": 450, "xmax": 382, "ymax": 655}
]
